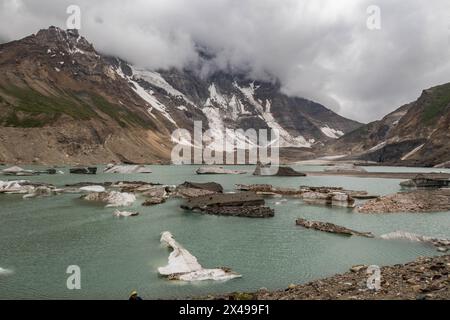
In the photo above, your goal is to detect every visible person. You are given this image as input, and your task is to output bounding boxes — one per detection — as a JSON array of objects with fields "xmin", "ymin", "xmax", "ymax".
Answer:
[{"xmin": 129, "ymin": 290, "xmax": 143, "ymax": 301}]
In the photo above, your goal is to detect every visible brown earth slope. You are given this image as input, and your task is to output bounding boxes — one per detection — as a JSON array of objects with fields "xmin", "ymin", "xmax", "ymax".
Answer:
[{"xmin": 0, "ymin": 27, "xmax": 176, "ymax": 164}]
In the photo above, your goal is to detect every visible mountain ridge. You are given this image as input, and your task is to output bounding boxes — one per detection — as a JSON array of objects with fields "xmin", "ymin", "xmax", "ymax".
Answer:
[
  {"xmin": 0, "ymin": 26, "xmax": 361, "ymax": 164},
  {"xmin": 320, "ymin": 83, "xmax": 450, "ymax": 167}
]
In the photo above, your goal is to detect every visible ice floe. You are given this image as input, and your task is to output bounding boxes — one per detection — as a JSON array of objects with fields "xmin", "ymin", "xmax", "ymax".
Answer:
[
  {"xmin": 158, "ymin": 231, "xmax": 241, "ymax": 282},
  {"xmin": 79, "ymin": 185, "xmax": 106, "ymax": 193},
  {"xmin": 113, "ymin": 210, "xmax": 139, "ymax": 218},
  {"xmin": 0, "ymin": 267, "xmax": 13, "ymax": 276},
  {"xmin": 103, "ymin": 164, "xmax": 152, "ymax": 174},
  {"xmin": 82, "ymin": 191, "xmax": 136, "ymax": 207},
  {"xmin": 0, "ymin": 180, "xmax": 35, "ymax": 194}
]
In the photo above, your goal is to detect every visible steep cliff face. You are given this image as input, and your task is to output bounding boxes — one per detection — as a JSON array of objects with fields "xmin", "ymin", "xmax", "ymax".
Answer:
[
  {"xmin": 321, "ymin": 83, "xmax": 450, "ymax": 167},
  {"xmin": 0, "ymin": 27, "xmax": 360, "ymax": 164}
]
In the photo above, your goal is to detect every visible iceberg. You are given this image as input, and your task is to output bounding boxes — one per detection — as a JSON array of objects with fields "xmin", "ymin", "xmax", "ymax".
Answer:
[
  {"xmin": 104, "ymin": 164, "xmax": 152, "ymax": 174},
  {"xmin": 82, "ymin": 191, "xmax": 136, "ymax": 207},
  {"xmin": 113, "ymin": 210, "xmax": 139, "ymax": 218},
  {"xmin": 2, "ymin": 166, "xmax": 35, "ymax": 176},
  {"xmin": 0, "ymin": 180, "xmax": 35, "ymax": 194},
  {"xmin": 79, "ymin": 186, "xmax": 106, "ymax": 193},
  {"xmin": 0, "ymin": 267, "xmax": 13, "ymax": 276},
  {"xmin": 380, "ymin": 231, "xmax": 450, "ymax": 250},
  {"xmin": 158, "ymin": 231, "xmax": 241, "ymax": 282}
]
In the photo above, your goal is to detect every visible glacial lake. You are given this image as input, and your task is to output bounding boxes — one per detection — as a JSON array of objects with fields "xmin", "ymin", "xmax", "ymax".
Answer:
[{"xmin": 0, "ymin": 164, "xmax": 449, "ymax": 300}]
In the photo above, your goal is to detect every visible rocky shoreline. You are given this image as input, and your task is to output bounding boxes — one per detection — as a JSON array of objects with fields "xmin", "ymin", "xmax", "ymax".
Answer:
[
  {"xmin": 202, "ymin": 255, "xmax": 450, "ymax": 300},
  {"xmin": 358, "ymin": 189, "xmax": 450, "ymax": 213}
]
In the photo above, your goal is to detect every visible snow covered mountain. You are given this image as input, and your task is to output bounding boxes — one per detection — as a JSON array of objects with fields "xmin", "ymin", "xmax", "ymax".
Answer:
[
  {"xmin": 0, "ymin": 27, "xmax": 361, "ymax": 164},
  {"xmin": 110, "ymin": 57, "xmax": 361, "ymax": 149}
]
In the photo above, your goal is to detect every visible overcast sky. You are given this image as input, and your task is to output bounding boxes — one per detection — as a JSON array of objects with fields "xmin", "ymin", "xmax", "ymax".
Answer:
[{"xmin": 1, "ymin": 0, "xmax": 450, "ymax": 122}]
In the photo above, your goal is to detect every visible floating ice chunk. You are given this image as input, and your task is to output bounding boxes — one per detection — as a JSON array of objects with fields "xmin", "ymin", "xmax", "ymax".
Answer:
[
  {"xmin": 113, "ymin": 210, "xmax": 139, "ymax": 218},
  {"xmin": 79, "ymin": 186, "xmax": 106, "ymax": 193},
  {"xmin": 0, "ymin": 180, "xmax": 35, "ymax": 194},
  {"xmin": 158, "ymin": 231, "xmax": 241, "ymax": 282},
  {"xmin": 0, "ymin": 267, "xmax": 13, "ymax": 276},
  {"xmin": 103, "ymin": 165, "xmax": 152, "ymax": 174},
  {"xmin": 82, "ymin": 191, "xmax": 136, "ymax": 207}
]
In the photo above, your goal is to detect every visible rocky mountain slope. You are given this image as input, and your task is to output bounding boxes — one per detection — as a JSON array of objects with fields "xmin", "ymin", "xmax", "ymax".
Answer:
[
  {"xmin": 321, "ymin": 83, "xmax": 450, "ymax": 167},
  {"xmin": 0, "ymin": 27, "xmax": 360, "ymax": 165}
]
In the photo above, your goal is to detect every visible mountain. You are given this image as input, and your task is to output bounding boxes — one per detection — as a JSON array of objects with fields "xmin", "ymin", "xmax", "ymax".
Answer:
[
  {"xmin": 0, "ymin": 27, "xmax": 361, "ymax": 164},
  {"xmin": 321, "ymin": 83, "xmax": 450, "ymax": 167}
]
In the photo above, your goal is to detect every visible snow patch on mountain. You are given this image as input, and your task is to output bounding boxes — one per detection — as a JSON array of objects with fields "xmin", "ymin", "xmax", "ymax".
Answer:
[
  {"xmin": 114, "ymin": 66, "xmax": 177, "ymax": 126},
  {"xmin": 234, "ymin": 82, "xmax": 311, "ymax": 148},
  {"xmin": 321, "ymin": 126, "xmax": 345, "ymax": 139},
  {"xmin": 205, "ymin": 83, "xmax": 228, "ymax": 108},
  {"xmin": 131, "ymin": 67, "xmax": 193, "ymax": 105},
  {"xmin": 369, "ymin": 141, "xmax": 387, "ymax": 152},
  {"xmin": 401, "ymin": 144, "xmax": 425, "ymax": 161}
]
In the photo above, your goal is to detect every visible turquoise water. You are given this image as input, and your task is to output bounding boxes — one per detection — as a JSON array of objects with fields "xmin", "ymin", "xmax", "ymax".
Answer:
[{"xmin": 0, "ymin": 165, "xmax": 449, "ymax": 300}]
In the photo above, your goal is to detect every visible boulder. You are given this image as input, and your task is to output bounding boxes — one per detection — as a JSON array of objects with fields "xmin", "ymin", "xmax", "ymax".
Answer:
[
  {"xmin": 236, "ymin": 184, "xmax": 301, "ymax": 196},
  {"xmin": 23, "ymin": 186, "xmax": 56, "ymax": 199},
  {"xmin": 176, "ymin": 188, "xmax": 216, "ymax": 199},
  {"xmin": 181, "ymin": 192, "xmax": 273, "ymax": 218},
  {"xmin": 70, "ymin": 166, "xmax": 97, "ymax": 174},
  {"xmin": 182, "ymin": 192, "xmax": 265, "ymax": 210},
  {"xmin": 79, "ymin": 186, "xmax": 106, "ymax": 193},
  {"xmin": 296, "ymin": 218, "xmax": 374, "ymax": 238},
  {"xmin": 141, "ymin": 186, "xmax": 168, "ymax": 206},
  {"xmin": 302, "ymin": 191, "xmax": 355, "ymax": 208},
  {"xmin": 204, "ymin": 206, "xmax": 275, "ymax": 218},
  {"xmin": 179, "ymin": 181, "xmax": 224, "ymax": 193}
]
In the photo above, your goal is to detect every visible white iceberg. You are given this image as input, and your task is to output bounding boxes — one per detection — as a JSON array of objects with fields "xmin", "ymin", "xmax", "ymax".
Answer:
[
  {"xmin": 104, "ymin": 164, "xmax": 152, "ymax": 174},
  {"xmin": 2, "ymin": 166, "xmax": 35, "ymax": 176},
  {"xmin": 23, "ymin": 186, "xmax": 56, "ymax": 199},
  {"xmin": 113, "ymin": 210, "xmax": 139, "ymax": 218},
  {"xmin": 82, "ymin": 191, "xmax": 136, "ymax": 207},
  {"xmin": 79, "ymin": 186, "xmax": 106, "ymax": 193},
  {"xmin": 158, "ymin": 231, "xmax": 241, "ymax": 282},
  {"xmin": 0, "ymin": 180, "xmax": 35, "ymax": 194},
  {"xmin": 0, "ymin": 267, "xmax": 13, "ymax": 276}
]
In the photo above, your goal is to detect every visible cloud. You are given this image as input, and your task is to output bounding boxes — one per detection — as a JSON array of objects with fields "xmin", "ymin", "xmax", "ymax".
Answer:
[{"xmin": 1, "ymin": 0, "xmax": 450, "ymax": 122}]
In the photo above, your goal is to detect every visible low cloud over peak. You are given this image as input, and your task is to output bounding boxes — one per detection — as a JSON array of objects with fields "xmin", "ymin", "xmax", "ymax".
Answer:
[{"xmin": 2, "ymin": 0, "xmax": 450, "ymax": 122}]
